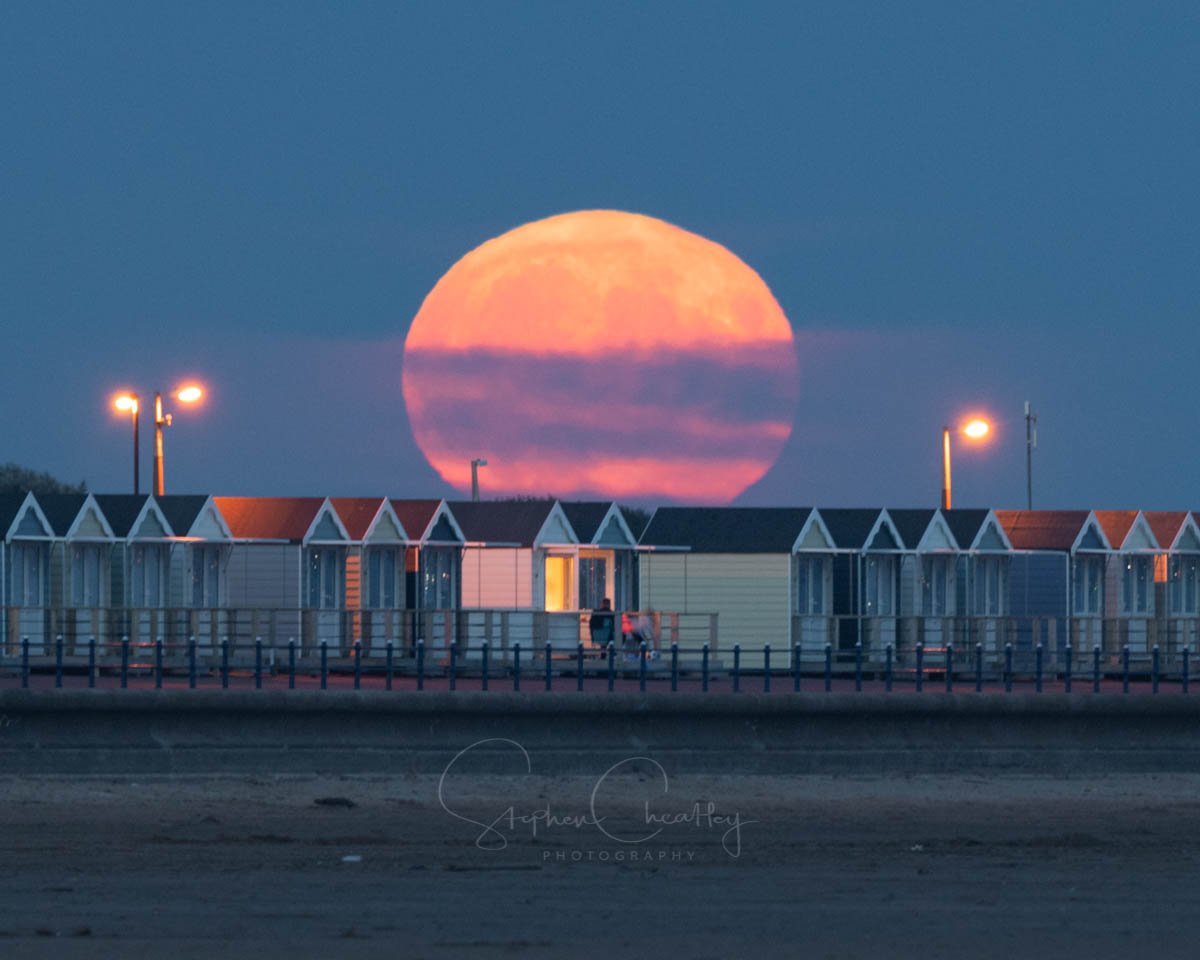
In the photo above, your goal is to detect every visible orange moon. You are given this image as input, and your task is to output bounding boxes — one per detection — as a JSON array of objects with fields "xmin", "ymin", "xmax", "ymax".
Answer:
[{"xmin": 402, "ymin": 210, "xmax": 799, "ymax": 503}]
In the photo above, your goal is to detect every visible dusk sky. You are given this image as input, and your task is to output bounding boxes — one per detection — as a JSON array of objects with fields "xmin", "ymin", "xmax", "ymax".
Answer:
[{"xmin": 3, "ymin": 3, "xmax": 1197, "ymax": 509}]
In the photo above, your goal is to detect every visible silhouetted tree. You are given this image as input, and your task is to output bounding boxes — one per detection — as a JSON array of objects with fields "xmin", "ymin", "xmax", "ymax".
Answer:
[{"xmin": 0, "ymin": 463, "xmax": 86, "ymax": 496}]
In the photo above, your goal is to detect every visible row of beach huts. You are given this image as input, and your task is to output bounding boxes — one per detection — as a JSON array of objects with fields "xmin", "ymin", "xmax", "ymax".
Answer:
[{"xmin": 2, "ymin": 490, "xmax": 1200, "ymax": 666}]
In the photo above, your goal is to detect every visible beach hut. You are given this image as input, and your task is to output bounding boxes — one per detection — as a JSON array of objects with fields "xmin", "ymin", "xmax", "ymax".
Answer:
[
  {"xmin": 157, "ymin": 494, "xmax": 234, "ymax": 643},
  {"xmin": 38, "ymin": 493, "xmax": 116, "ymax": 650},
  {"xmin": 214, "ymin": 496, "xmax": 351, "ymax": 653},
  {"xmin": 390, "ymin": 499, "xmax": 465, "ymax": 650},
  {"xmin": 559, "ymin": 501, "xmax": 639, "ymax": 613},
  {"xmin": 93, "ymin": 494, "xmax": 177, "ymax": 644},
  {"xmin": 941, "ymin": 508, "xmax": 1014, "ymax": 651},
  {"xmin": 817, "ymin": 509, "xmax": 905, "ymax": 653},
  {"xmin": 1146, "ymin": 511, "xmax": 1200, "ymax": 647},
  {"xmin": 1, "ymin": 492, "xmax": 54, "ymax": 652},
  {"xmin": 331, "ymin": 497, "xmax": 410, "ymax": 652},
  {"xmin": 791, "ymin": 509, "xmax": 838, "ymax": 651},
  {"xmin": 1095, "ymin": 511, "xmax": 1161, "ymax": 650},
  {"xmin": 889, "ymin": 508, "xmax": 960, "ymax": 650},
  {"xmin": 639, "ymin": 506, "xmax": 812, "ymax": 666},
  {"xmin": 997, "ymin": 510, "xmax": 1111, "ymax": 650}
]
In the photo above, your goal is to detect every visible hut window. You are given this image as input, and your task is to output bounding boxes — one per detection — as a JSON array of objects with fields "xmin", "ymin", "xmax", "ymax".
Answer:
[
  {"xmin": 544, "ymin": 555, "xmax": 574, "ymax": 611},
  {"xmin": 191, "ymin": 545, "xmax": 222, "ymax": 607},
  {"xmin": 972, "ymin": 556, "xmax": 1007, "ymax": 616},
  {"xmin": 307, "ymin": 548, "xmax": 343, "ymax": 609},
  {"xmin": 1121, "ymin": 556, "xmax": 1152, "ymax": 614},
  {"xmin": 1072, "ymin": 557, "xmax": 1104, "ymax": 615},
  {"xmin": 9, "ymin": 543, "xmax": 46, "ymax": 606},
  {"xmin": 71, "ymin": 545, "xmax": 105, "ymax": 607},
  {"xmin": 367, "ymin": 548, "xmax": 399, "ymax": 608},
  {"xmin": 921, "ymin": 556, "xmax": 951, "ymax": 616},
  {"xmin": 131, "ymin": 544, "xmax": 168, "ymax": 608},
  {"xmin": 420, "ymin": 547, "xmax": 456, "ymax": 609},
  {"xmin": 578, "ymin": 556, "xmax": 607, "ymax": 611},
  {"xmin": 1169, "ymin": 557, "xmax": 1199, "ymax": 614},
  {"xmin": 864, "ymin": 556, "xmax": 895, "ymax": 616},
  {"xmin": 796, "ymin": 556, "xmax": 825, "ymax": 615}
]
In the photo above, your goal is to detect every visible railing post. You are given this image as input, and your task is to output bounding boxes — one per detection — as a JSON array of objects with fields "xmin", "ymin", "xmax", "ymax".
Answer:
[
  {"xmin": 639, "ymin": 640, "xmax": 648, "ymax": 692},
  {"xmin": 385, "ymin": 640, "xmax": 394, "ymax": 691},
  {"xmin": 188, "ymin": 637, "xmax": 197, "ymax": 689},
  {"xmin": 607, "ymin": 642, "xmax": 615, "ymax": 692},
  {"xmin": 824, "ymin": 642, "xmax": 832, "ymax": 692},
  {"xmin": 945, "ymin": 643, "xmax": 953, "ymax": 693},
  {"xmin": 1035, "ymin": 643, "xmax": 1043, "ymax": 693},
  {"xmin": 915, "ymin": 642, "xmax": 924, "ymax": 693},
  {"xmin": 220, "ymin": 639, "xmax": 229, "ymax": 689},
  {"xmin": 513, "ymin": 642, "xmax": 521, "ymax": 691},
  {"xmin": 320, "ymin": 640, "xmax": 328, "ymax": 691},
  {"xmin": 20, "ymin": 637, "xmax": 29, "ymax": 689},
  {"xmin": 255, "ymin": 638, "xmax": 263, "ymax": 690},
  {"xmin": 1064, "ymin": 642, "xmax": 1073, "ymax": 693},
  {"xmin": 448, "ymin": 641, "xmax": 457, "ymax": 691},
  {"xmin": 671, "ymin": 641, "xmax": 679, "ymax": 692},
  {"xmin": 793, "ymin": 642, "xmax": 801, "ymax": 693},
  {"xmin": 55, "ymin": 634, "xmax": 64, "ymax": 689},
  {"xmin": 416, "ymin": 639, "xmax": 425, "ymax": 691},
  {"xmin": 1122, "ymin": 644, "xmax": 1130, "ymax": 694},
  {"xmin": 702, "ymin": 642, "xmax": 710, "ymax": 692},
  {"xmin": 577, "ymin": 641, "xmax": 584, "ymax": 692},
  {"xmin": 154, "ymin": 638, "xmax": 163, "ymax": 690},
  {"xmin": 1184, "ymin": 647, "xmax": 1191, "ymax": 695},
  {"xmin": 732, "ymin": 643, "xmax": 741, "ymax": 692},
  {"xmin": 121, "ymin": 636, "xmax": 130, "ymax": 689},
  {"xmin": 89, "ymin": 636, "xmax": 97, "ymax": 689},
  {"xmin": 545, "ymin": 641, "xmax": 553, "ymax": 691},
  {"xmin": 763, "ymin": 644, "xmax": 771, "ymax": 693},
  {"xmin": 479, "ymin": 639, "xmax": 489, "ymax": 691},
  {"xmin": 974, "ymin": 642, "xmax": 983, "ymax": 693},
  {"xmin": 352, "ymin": 640, "xmax": 362, "ymax": 690},
  {"xmin": 854, "ymin": 641, "xmax": 862, "ymax": 692},
  {"xmin": 1152, "ymin": 644, "xmax": 1160, "ymax": 694},
  {"xmin": 1004, "ymin": 642, "xmax": 1013, "ymax": 693},
  {"xmin": 885, "ymin": 643, "xmax": 893, "ymax": 692}
]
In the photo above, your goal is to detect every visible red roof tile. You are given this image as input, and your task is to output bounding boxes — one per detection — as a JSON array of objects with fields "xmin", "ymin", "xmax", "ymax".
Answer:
[
  {"xmin": 995, "ymin": 510, "xmax": 1095, "ymax": 551},
  {"xmin": 1145, "ymin": 512, "xmax": 1189, "ymax": 550},
  {"xmin": 390, "ymin": 499, "xmax": 442, "ymax": 541},
  {"xmin": 331, "ymin": 497, "xmax": 386, "ymax": 541},
  {"xmin": 214, "ymin": 496, "xmax": 326, "ymax": 541},
  {"xmin": 1093, "ymin": 511, "xmax": 1140, "ymax": 550}
]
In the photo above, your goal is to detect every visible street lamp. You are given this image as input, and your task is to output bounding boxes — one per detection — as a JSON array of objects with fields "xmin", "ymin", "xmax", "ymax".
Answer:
[
  {"xmin": 942, "ymin": 417, "xmax": 991, "ymax": 510},
  {"xmin": 154, "ymin": 384, "xmax": 204, "ymax": 496},
  {"xmin": 112, "ymin": 393, "xmax": 141, "ymax": 494},
  {"xmin": 470, "ymin": 458, "xmax": 488, "ymax": 501}
]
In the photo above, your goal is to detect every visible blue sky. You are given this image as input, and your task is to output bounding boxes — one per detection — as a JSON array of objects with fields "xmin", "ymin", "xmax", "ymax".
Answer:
[{"xmin": 2, "ymin": 2, "xmax": 1197, "ymax": 508}]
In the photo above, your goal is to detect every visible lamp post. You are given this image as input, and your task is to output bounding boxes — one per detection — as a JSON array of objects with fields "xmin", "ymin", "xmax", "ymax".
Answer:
[
  {"xmin": 113, "ymin": 394, "xmax": 140, "ymax": 494},
  {"xmin": 470, "ymin": 458, "xmax": 488, "ymax": 501},
  {"xmin": 942, "ymin": 417, "xmax": 991, "ymax": 510}
]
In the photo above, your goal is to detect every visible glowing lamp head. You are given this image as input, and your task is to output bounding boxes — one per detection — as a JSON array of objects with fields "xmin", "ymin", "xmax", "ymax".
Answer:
[
  {"xmin": 113, "ymin": 394, "xmax": 138, "ymax": 414},
  {"xmin": 962, "ymin": 418, "xmax": 991, "ymax": 441},
  {"xmin": 175, "ymin": 385, "xmax": 204, "ymax": 404}
]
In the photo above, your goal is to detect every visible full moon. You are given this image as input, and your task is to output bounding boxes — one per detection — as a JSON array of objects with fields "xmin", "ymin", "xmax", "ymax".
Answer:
[{"xmin": 402, "ymin": 210, "xmax": 799, "ymax": 503}]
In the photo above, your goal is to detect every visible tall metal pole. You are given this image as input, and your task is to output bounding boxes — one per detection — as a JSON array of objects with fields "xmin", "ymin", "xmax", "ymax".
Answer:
[
  {"xmin": 470, "ymin": 457, "xmax": 487, "ymax": 501},
  {"xmin": 132, "ymin": 401, "xmax": 140, "ymax": 495},
  {"xmin": 153, "ymin": 391, "xmax": 166, "ymax": 496},
  {"xmin": 1024, "ymin": 401, "xmax": 1037, "ymax": 510},
  {"xmin": 941, "ymin": 426, "xmax": 951, "ymax": 510}
]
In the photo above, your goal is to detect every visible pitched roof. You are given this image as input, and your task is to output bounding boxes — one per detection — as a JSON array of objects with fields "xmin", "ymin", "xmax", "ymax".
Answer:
[
  {"xmin": 559, "ymin": 502, "xmax": 613, "ymax": 543},
  {"xmin": 156, "ymin": 495, "xmax": 210, "ymax": 536},
  {"xmin": 996, "ymin": 510, "xmax": 1095, "ymax": 551},
  {"xmin": 448, "ymin": 499, "xmax": 563, "ymax": 546},
  {"xmin": 34, "ymin": 494, "xmax": 89, "ymax": 536},
  {"xmin": 390, "ymin": 499, "xmax": 444, "ymax": 541},
  {"xmin": 0, "ymin": 493, "xmax": 27, "ymax": 535},
  {"xmin": 639, "ymin": 507, "xmax": 811, "ymax": 553},
  {"xmin": 818, "ymin": 509, "xmax": 886, "ymax": 550},
  {"xmin": 331, "ymin": 497, "xmax": 387, "ymax": 541},
  {"xmin": 941, "ymin": 509, "xmax": 992, "ymax": 550},
  {"xmin": 887, "ymin": 509, "xmax": 937, "ymax": 550},
  {"xmin": 214, "ymin": 496, "xmax": 326, "ymax": 541},
  {"xmin": 1146, "ymin": 511, "xmax": 1190, "ymax": 549},
  {"xmin": 94, "ymin": 494, "xmax": 164, "ymax": 538},
  {"xmin": 1093, "ymin": 511, "xmax": 1140, "ymax": 550}
]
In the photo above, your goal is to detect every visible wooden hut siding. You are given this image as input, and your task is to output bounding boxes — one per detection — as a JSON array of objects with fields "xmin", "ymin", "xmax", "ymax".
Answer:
[
  {"xmin": 639, "ymin": 552, "xmax": 689, "ymax": 613},
  {"xmin": 344, "ymin": 550, "xmax": 362, "ymax": 610},
  {"xmin": 224, "ymin": 545, "xmax": 299, "ymax": 609},
  {"xmin": 1008, "ymin": 553, "xmax": 1068, "ymax": 619},
  {"xmin": 899, "ymin": 556, "xmax": 919, "ymax": 617},
  {"xmin": 461, "ymin": 547, "xmax": 533, "ymax": 609}
]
